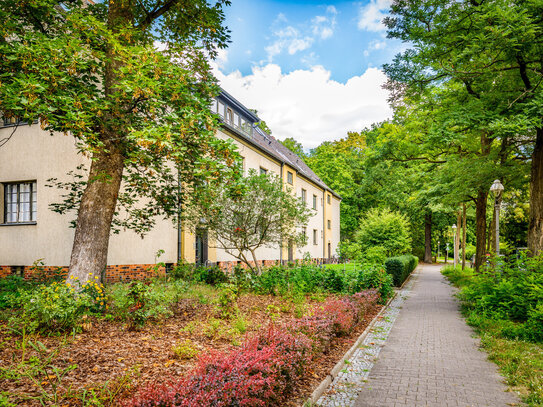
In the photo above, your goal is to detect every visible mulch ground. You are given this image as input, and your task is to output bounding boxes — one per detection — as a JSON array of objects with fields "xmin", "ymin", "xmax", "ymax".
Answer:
[{"xmin": 0, "ymin": 293, "xmax": 382, "ymax": 406}]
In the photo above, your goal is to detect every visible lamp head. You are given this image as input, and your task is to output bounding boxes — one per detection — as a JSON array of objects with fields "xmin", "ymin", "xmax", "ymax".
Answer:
[
  {"xmin": 452, "ymin": 224, "xmax": 457, "ymax": 230},
  {"xmin": 490, "ymin": 179, "xmax": 504, "ymax": 194}
]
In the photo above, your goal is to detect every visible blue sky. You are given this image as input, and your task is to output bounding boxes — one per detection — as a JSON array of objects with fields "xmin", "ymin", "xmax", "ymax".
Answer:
[
  {"xmin": 221, "ymin": 0, "xmax": 401, "ymax": 83},
  {"xmin": 213, "ymin": 0, "xmax": 403, "ymax": 148}
]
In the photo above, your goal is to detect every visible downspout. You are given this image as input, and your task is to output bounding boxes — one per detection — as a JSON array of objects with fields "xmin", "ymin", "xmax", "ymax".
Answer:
[
  {"xmin": 322, "ymin": 189, "xmax": 326, "ymax": 261},
  {"xmin": 279, "ymin": 162, "xmax": 284, "ymax": 263},
  {"xmin": 177, "ymin": 169, "xmax": 182, "ymax": 264}
]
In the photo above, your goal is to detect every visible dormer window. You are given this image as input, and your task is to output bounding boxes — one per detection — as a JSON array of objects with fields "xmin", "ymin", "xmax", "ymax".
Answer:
[
  {"xmin": 218, "ymin": 101, "xmax": 225, "ymax": 118},
  {"xmin": 226, "ymin": 108, "xmax": 234, "ymax": 126}
]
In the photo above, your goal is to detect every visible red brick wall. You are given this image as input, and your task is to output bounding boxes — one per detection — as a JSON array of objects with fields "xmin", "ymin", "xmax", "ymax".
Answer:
[{"xmin": 0, "ymin": 264, "xmax": 165, "ymax": 283}]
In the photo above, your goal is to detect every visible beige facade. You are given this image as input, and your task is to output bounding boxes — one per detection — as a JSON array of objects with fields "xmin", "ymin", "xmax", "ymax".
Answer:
[{"xmin": 0, "ymin": 91, "xmax": 340, "ymax": 271}]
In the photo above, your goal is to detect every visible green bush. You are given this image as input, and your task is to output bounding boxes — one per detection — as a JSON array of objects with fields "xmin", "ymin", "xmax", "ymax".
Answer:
[
  {"xmin": 363, "ymin": 246, "xmax": 387, "ymax": 265},
  {"xmin": 8, "ymin": 280, "xmax": 104, "ymax": 333},
  {"xmin": 384, "ymin": 254, "xmax": 418, "ymax": 286},
  {"xmin": 355, "ymin": 208, "xmax": 412, "ymax": 257},
  {"xmin": 108, "ymin": 279, "xmax": 188, "ymax": 327},
  {"xmin": 0, "ymin": 275, "xmax": 33, "ymax": 310}
]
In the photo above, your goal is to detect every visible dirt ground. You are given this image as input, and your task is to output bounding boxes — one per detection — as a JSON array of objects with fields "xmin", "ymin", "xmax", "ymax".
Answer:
[{"xmin": 0, "ymin": 293, "xmax": 382, "ymax": 406}]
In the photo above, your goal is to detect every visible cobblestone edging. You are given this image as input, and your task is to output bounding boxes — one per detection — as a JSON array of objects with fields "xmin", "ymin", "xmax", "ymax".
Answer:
[{"xmin": 309, "ymin": 269, "xmax": 419, "ymax": 407}]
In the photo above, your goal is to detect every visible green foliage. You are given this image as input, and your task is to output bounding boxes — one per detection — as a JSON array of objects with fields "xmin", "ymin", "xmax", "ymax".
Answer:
[
  {"xmin": 279, "ymin": 137, "xmax": 306, "ymax": 159},
  {"xmin": 0, "ymin": 275, "xmax": 33, "ymax": 310},
  {"xmin": 252, "ymin": 263, "xmax": 393, "ymax": 303},
  {"xmin": 443, "ymin": 260, "xmax": 543, "ymax": 405},
  {"xmin": 356, "ymin": 208, "xmax": 412, "ymax": 257},
  {"xmin": 108, "ymin": 279, "xmax": 187, "ymax": 328},
  {"xmin": 384, "ymin": 255, "xmax": 418, "ymax": 287},
  {"xmin": 172, "ymin": 339, "xmax": 199, "ymax": 360},
  {"xmin": 363, "ymin": 246, "xmax": 388, "ymax": 265},
  {"xmin": 8, "ymin": 280, "xmax": 105, "ymax": 333},
  {"xmin": 217, "ymin": 284, "xmax": 239, "ymax": 319},
  {"xmin": 191, "ymin": 170, "xmax": 311, "ymax": 274}
]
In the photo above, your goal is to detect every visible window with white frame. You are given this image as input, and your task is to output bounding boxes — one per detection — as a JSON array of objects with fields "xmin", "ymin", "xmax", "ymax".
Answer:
[
  {"xmin": 312, "ymin": 194, "xmax": 317, "ymax": 209},
  {"xmin": 3, "ymin": 181, "xmax": 37, "ymax": 223},
  {"xmin": 301, "ymin": 188, "xmax": 306, "ymax": 204},
  {"xmin": 313, "ymin": 229, "xmax": 318, "ymax": 245}
]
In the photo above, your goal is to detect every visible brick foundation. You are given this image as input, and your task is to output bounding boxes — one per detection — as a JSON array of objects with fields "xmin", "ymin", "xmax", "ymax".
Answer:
[{"xmin": 0, "ymin": 257, "xmax": 338, "ymax": 282}]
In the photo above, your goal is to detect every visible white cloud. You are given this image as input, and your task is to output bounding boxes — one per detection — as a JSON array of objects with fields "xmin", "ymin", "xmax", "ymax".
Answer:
[
  {"xmin": 358, "ymin": 0, "xmax": 392, "ymax": 32},
  {"xmin": 311, "ymin": 7, "xmax": 337, "ymax": 40},
  {"xmin": 265, "ymin": 26, "xmax": 314, "ymax": 61},
  {"xmin": 212, "ymin": 64, "xmax": 392, "ymax": 149}
]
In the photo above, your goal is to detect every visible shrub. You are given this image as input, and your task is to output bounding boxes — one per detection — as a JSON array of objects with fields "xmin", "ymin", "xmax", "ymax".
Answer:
[
  {"xmin": 0, "ymin": 275, "xmax": 33, "ymax": 310},
  {"xmin": 355, "ymin": 267, "xmax": 394, "ymax": 303},
  {"xmin": 385, "ymin": 254, "xmax": 418, "ymax": 286},
  {"xmin": 8, "ymin": 280, "xmax": 101, "ymax": 333},
  {"xmin": 172, "ymin": 339, "xmax": 199, "ymax": 360},
  {"xmin": 125, "ymin": 326, "xmax": 313, "ymax": 407},
  {"xmin": 321, "ymin": 298, "xmax": 358, "ymax": 336},
  {"xmin": 355, "ymin": 208, "xmax": 412, "ymax": 256},
  {"xmin": 363, "ymin": 246, "xmax": 387, "ymax": 265}
]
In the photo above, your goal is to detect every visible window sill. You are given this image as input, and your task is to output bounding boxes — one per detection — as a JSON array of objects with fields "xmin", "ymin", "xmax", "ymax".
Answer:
[{"xmin": 0, "ymin": 222, "xmax": 37, "ymax": 226}]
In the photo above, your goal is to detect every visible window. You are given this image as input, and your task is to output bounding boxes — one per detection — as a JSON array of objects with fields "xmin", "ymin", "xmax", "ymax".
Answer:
[
  {"xmin": 3, "ymin": 181, "xmax": 37, "ymax": 224},
  {"xmin": 301, "ymin": 188, "xmax": 306, "ymax": 204},
  {"xmin": 327, "ymin": 194, "xmax": 331, "ymax": 204},
  {"xmin": 302, "ymin": 227, "xmax": 307, "ymax": 242},
  {"xmin": 287, "ymin": 171, "xmax": 293, "ymax": 185},
  {"xmin": 260, "ymin": 167, "xmax": 268, "ymax": 175},
  {"xmin": 240, "ymin": 157, "xmax": 245, "ymax": 174},
  {"xmin": 233, "ymin": 112, "xmax": 240, "ymax": 128},
  {"xmin": 1, "ymin": 115, "xmax": 38, "ymax": 128},
  {"xmin": 217, "ymin": 101, "xmax": 225, "ymax": 118},
  {"xmin": 313, "ymin": 229, "xmax": 318, "ymax": 245},
  {"xmin": 312, "ymin": 194, "xmax": 317, "ymax": 210},
  {"xmin": 327, "ymin": 220, "xmax": 331, "ymax": 230},
  {"xmin": 210, "ymin": 99, "xmax": 218, "ymax": 113},
  {"xmin": 226, "ymin": 108, "xmax": 234, "ymax": 126}
]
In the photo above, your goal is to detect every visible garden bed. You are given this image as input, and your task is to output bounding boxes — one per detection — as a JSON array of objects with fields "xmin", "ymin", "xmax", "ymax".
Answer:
[{"xmin": 0, "ymin": 289, "xmax": 382, "ymax": 406}]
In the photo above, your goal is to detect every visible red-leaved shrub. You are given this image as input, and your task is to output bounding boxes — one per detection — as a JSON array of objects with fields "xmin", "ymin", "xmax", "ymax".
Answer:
[
  {"xmin": 125, "ymin": 290, "xmax": 382, "ymax": 407},
  {"xmin": 125, "ymin": 326, "xmax": 312, "ymax": 407},
  {"xmin": 321, "ymin": 297, "xmax": 358, "ymax": 336}
]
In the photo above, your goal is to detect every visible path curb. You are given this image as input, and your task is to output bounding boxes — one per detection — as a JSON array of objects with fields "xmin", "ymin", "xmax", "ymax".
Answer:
[{"xmin": 302, "ymin": 265, "xmax": 420, "ymax": 407}]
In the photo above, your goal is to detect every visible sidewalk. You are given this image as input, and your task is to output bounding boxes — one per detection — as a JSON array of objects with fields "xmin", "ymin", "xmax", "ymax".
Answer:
[{"xmin": 353, "ymin": 264, "xmax": 519, "ymax": 407}]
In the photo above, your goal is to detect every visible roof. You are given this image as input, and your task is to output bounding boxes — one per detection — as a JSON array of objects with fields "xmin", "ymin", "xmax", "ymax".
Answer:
[{"xmin": 218, "ymin": 90, "xmax": 341, "ymax": 200}]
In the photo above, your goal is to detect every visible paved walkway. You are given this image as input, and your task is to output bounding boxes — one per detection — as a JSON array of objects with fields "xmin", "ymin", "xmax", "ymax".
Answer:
[{"xmin": 317, "ymin": 264, "xmax": 520, "ymax": 407}]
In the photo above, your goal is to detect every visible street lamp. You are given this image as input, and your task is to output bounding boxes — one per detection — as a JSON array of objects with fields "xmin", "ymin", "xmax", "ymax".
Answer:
[
  {"xmin": 452, "ymin": 224, "xmax": 458, "ymax": 267},
  {"xmin": 490, "ymin": 179, "xmax": 504, "ymax": 256},
  {"xmin": 437, "ymin": 240, "xmax": 440, "ymax": 263}
]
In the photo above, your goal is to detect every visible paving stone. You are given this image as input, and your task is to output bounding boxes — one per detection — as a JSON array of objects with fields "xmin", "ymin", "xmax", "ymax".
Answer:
[{"xmin": 315, "ymin": 264, "xmax": 520, "ymax": 407}]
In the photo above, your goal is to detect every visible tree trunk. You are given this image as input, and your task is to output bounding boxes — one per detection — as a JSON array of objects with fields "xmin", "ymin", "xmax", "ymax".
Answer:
[
  {"xmin": 474, "ymin": 190, "xmax": 488, "ymax": 271},
  {"xmin": 462, "ymin": 203, "xmax": 467, "ymax": 270},
  {"xmin": 456, "ymin": 209, "xmax": 461, "ymax": 266},
  {"xmin": 424, "ymin": 212, "xmax": 432, "ymax": 263},
  {"xmin": 68, "ymin": 147, "xmax": 124, "ymax": 284},
  {"xmin": 67, "ymin": 0, "xmax": 133, "ymax": 284},
  {"xmin": 528, "ymin": 127, "xmax": 543, "ymax": 256}
]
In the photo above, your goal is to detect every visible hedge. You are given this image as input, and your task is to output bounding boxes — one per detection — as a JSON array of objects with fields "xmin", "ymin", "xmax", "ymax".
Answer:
[{"xmin": 384, "ymin": 255, "xmax": 418, "ymax": 286}]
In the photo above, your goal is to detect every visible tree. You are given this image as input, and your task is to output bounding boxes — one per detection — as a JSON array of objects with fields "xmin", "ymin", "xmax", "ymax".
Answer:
[
  {"xmin": 0, "ymin": 0, "xmax": 235, "ymax": 284},
  {"xmin": 384, "ymin": 0, "xmax": 543, "ymax": 255},
  {"xmin": 355, "ymin": 208, "xmax": 412, "ymax": 257},
  {"xmin": 190, "ymin": 170, "xmax": 311, "ymax": 274},
  {"xmin": 279, "ymin": 137, "xmax": 306, "ymax": 159}
]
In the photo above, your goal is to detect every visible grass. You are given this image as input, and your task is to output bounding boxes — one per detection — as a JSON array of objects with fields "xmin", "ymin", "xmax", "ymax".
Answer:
[
  {"xmin": 442, "ymin": 266, "xmax": 543, "ymax": 406},
  {"xmin": 324, "ymin": 263, "xmax": 364, "ymax": 272}
]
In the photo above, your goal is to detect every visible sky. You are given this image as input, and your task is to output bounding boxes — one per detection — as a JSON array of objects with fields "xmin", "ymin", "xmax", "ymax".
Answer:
[{"xmin": 212, "ymin": 0, "xmax": 405, "ymax": 149}]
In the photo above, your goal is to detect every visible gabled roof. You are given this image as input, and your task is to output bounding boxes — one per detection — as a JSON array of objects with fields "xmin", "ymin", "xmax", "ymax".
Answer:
[{"xmin": 218, "ymin": 89, "xmax": 341, "ymax": 200}]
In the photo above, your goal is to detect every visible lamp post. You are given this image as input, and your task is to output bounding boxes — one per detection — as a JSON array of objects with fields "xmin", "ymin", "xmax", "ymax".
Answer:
[
  {"xmin": 437, "ymin": 240, "xmax": 440, "ymax": 263},
  {"xmin": 452, "ymin": 224, "xmax": 458, "ymax": 268},
  {"xmin": 490, "ymin": 179, "xmax": 504, "ymax": 256}
]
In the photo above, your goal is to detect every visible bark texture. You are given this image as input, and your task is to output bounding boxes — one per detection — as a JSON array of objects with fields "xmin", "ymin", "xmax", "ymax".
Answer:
[
  {"xmin": 67, "ymin": 0, "xmax": 132, "ymax": 284},
  {"xmin": 528, "ymin": 128, "xmax": 543, "ymax": 256},
  {"xmin": 475, "ymin": 191, "xmax": 488, "ymax": 271},
  {"xmin": 462, "ymin": 203, "xmax": 467, "ymax": 270},
  {"xmin": 424, "ymin": 212, "xmax": 432, "ymax": 263}
]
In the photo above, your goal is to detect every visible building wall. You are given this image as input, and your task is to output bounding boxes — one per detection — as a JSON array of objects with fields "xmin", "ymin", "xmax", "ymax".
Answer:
[
  {"xmin": 1, "ymin": 124, "xmax": 340, "ymax": 271},
  {"xmin": 0, "ymin": 124, "xmax": 179, "ymax": 268}
]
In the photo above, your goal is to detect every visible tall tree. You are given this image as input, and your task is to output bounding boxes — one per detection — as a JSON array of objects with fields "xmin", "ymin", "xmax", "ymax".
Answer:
[
  {"xmin": 0, "ymin": 0, "xmax": 235, "ymax": 283},
  {"xmin": 384, "ymin": 0, "xmax": 543, "ymax": 255}
]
